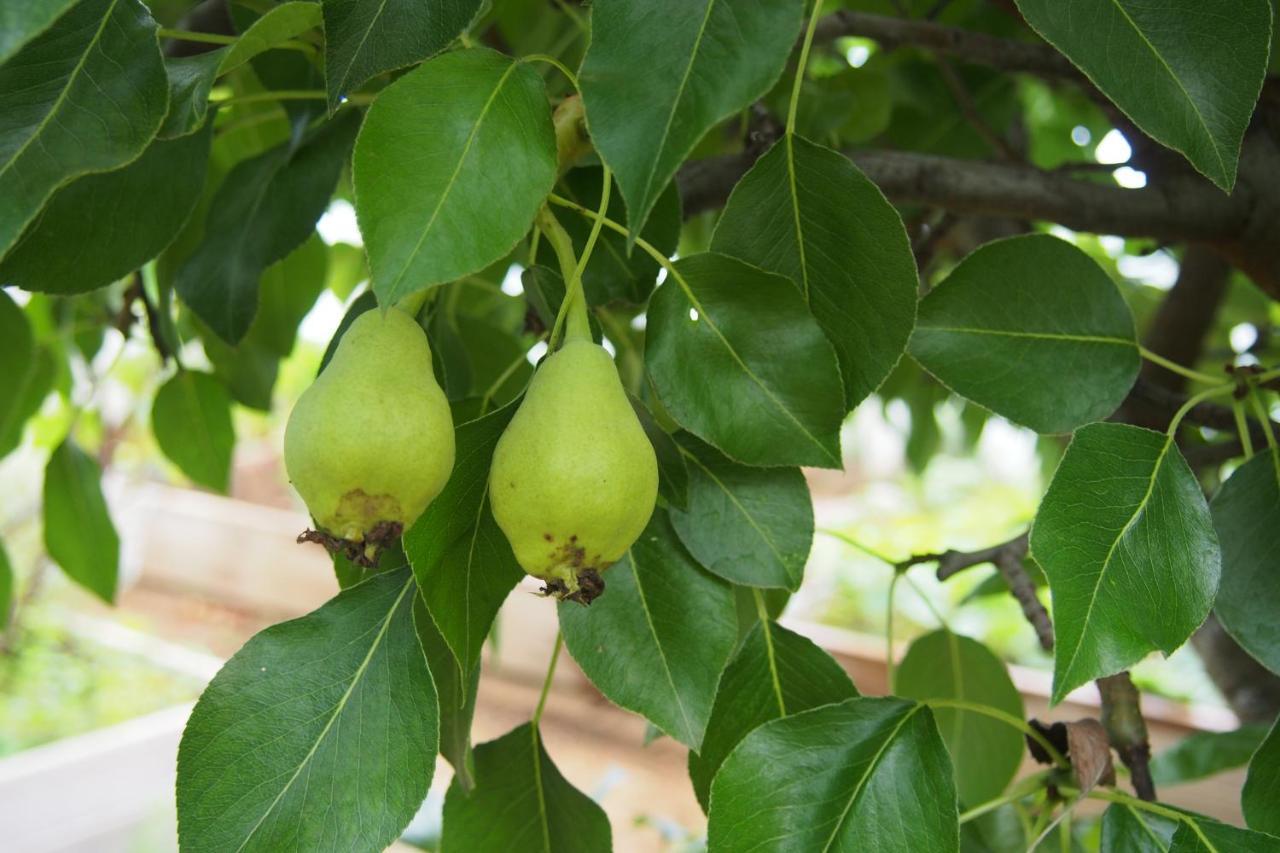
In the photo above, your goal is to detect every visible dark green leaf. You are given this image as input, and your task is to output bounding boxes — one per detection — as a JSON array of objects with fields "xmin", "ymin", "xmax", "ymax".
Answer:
[
  {"xmin": 1030, "ymin": 422, "xmax": 1219, "ymax": 703},
  {"xmin": 441, "ymin": 723, "xmax": 612, "ymax": 852},
  {"xmin": 452, "ymin": 315, "xmax": 533, "ymax": 407},
  {"xmin": 203, "ymin": 336, "xmax": 279, "ymax": 412},
  {"xmin": 1245, "ymin": 717, "xmax": 1280, "ymax": 835},
  {"xmin": 0, "ymin": 0, "xmax": 169, "ymax": 257},
  {"xmin": 158, "ymin": 51, "xmax": 224, "ymax": 140},
  {"xmin": 405, "ymin": 403, "xmax": 523, "ymax": 674},
  {"xmin": 253, "ymin": 234, "xmax": 329, "ymax": 357},
  {"xmin": 176, "ymin": 110, "xmax": 359, "ymax": 343},
  {"xmin": 151, "ymin": 370, "xmax": 236, "ymax": 492},
  {"xmin": 559, "ymin": 510, "xmax": 737, "ymax": 750},
  {"xmin": 0, "ymin": 345, "xmax": 55, "ymax": 457},
  {"xmin": 43, "ymin": 440, "xmax": 119, "ymax": 602},
  {"xmin": 630, "ymin": 395, "xmax": 688, "ymax": 511},
  {"xmin": 1101, "ymin": 803, "xmax": 1178, "ymax": 853},
  {"xmin": 668, "ymin": 433, "xmax": 811, "ymax": 591},
  {"xmin": 222, "ymin": 1, "xmax": 321, "ymax": 76},
  {"xmin": 1151, "ymin": 724, "xmax": 1272, "ymax": 786},
  {"xmin": 895, "ymin": 629, "xmax": 1025, "ymax": 806},
  {"xmin": 1016, "ymin": 0, "xmax": 1272, "ymax": 190},
  {"xmin": 712, "ymin": 136, "xmax": 917, "ymax": 411},
  {"xmin": 910, "ymin": 235, "xmax": 1139, "ymax": 435},
  {"xmin": 1168, "ymin": 817, "xmax": 1280, "ymax": 852},
  {"xmin": 0, "ymin": 0, "xmax": 77, "ymax": 65},
  {"xmin": 0, "ymin": 290, "xmax": 35, "ymax": 453},
  {"xmin": 354, "ymin": 48, "xmax": 556, "ymax": 306},
  {"xmin": 688, "ymin": 620, "xmax": 858, "ymax": 810},
  {"xmin": 962, "ymin": 805, "xmax": 1028, "ymax": 853},
  {"xmin": 579, "ymin": 0, "xmax": 804, "ymax": 235},
  {"xmin": 415, "ymin": 593, "xmax": 481, "ymax": 791},
  {"xmin": 645, "ymin": 252, "xmax": 845, "ymax": 469},
  {"xmin": 733, "ymin": 584, "xmax": 791, "ymax": 643},
  {"xmin": 0, "ymin": 120, "xmax": 213, "ymax": 294},
  {"xmin": 176, "ymin": 568, "xmax": 437, "ymax": 853},
  {"xmin": 707, "ymin": 697, "xmax": 958, "ymax": 852},
  {"xmin": 1211, "ymin": 448, "xmax": 1280, "ymax": 675}
]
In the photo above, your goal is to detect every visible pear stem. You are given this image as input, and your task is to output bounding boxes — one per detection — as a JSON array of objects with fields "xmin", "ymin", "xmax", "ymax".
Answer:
[{"xmin": 536, "ymin": 207, "xmax": 592, "ymax": 347}]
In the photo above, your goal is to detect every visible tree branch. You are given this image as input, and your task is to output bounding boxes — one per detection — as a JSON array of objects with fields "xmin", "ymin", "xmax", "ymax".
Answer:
[{"xmin": 1097, "ymin": 673, "xmax": 1156, "ymax": 801}]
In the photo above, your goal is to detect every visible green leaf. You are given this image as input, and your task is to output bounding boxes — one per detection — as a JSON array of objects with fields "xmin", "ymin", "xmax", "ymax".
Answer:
[
  {"xmin": 645, "ymin": 252, "xmax": 845, "ymax": 469},
  {"xmin": 319, "ymin": 289, "xmax": 376, "ymax": 373},
  {"xmin": 151, "ymin": 370, "xmax": 236, "ymax": 493},
  {"xmin": 1168, "ymin": 817, "xmax": 1280, "ymax": 852},
  {"xmin": 1100, "ymin": 803, "xmax": 1178, "ymax": 853},
  {"xmin": 580, "ymin": 0, "xmax": 804, "ymax": 236},
  {"xmin": 177, "ymin": 568, "xmax": 437, "ymax": 853},
  {"xmin": 221, "ymin": 1, "xmax": 321, "ymax": 76},
  {"xmin": 0, "ymin": 539, "xmax": 13, "ymax": 629},
  {"xmin": 1245, "ymin": 717, "xmax": 1280, "ymax": 836},
  {"xmin": 1211, "ymin": 448, "xmax": 1280, "ymax": 675},
  {"xmin": 1015, "ymin": 0, "xmax": 1272, "ymax": 190},
  {"xmin": 894, "ymin": 629, "xmax": 1025, "ymax": 806},
  {"xmin": 1151, "ymin": 724, "xmax": 1272, "ymax": 786},
  {"xmin": 0, "ymin": 290, "xmax": 35, "ymax": 451},
  {"xmin": 253, "ymin": 234, "xmax": 329, "ymax": 357},
  {"xmin": 441, "ymin": 723, "xmax": 612, "ymax": 852},
  {"xmin": 175, "ymin": 110, "xmax": 359, "ymax": 343},
  {"xmin": 325, "ymin": 241, "xmax": 367, "ymax": 299},
  {"xmin": 0, "ymin": 120, "xmax": 213, "ymax": 294},
  {"xmin": 707, "ymin": 697, "xmax": 958, "ymax": 852},
  {"xmin": 667, "ymin": 433, "xmax": 811, "ymax": 591},
  {"xmin": 0, "ymin": 0, "xmax": 169, "ymax": 258},
  {"xmin": 322, "ymin": 0, "xmax": 482, "ymax": 109},
  {"xmin": 158, "ymin": 51, "xmax": 224, "ymax": 140},
  {"xmin": 1030, "ymin": 422, "xmax": 1219, "ymax": 703},
  {"xmin": 404, "ymin": 402, "xmax": 523, "ymax": 674},
  {"xmin": 0, "ymin": 345, "xmax": 57, "ymax": 457},
  {"xmin": 688, "ymin": 620, "xmax": 858, "ymax": 811},
  {"xmin": 733, "ymin": 584, "xmax": 791, "ymax": 643},
  {"xmin": 909, "ymin": 234, "xmax": 1139, "ymax": 435},
  {"xmin": 354, "ymin": 48, "xmax": 556, "ymax": 306},
  {"xmin": 42, "ymin": 440, "xmax": 119, "ymax": 603},
  {"xmin": 559, "ymin": 510, "xmax": 737, "ymax": 750},
  {"xmin": 415, "ymin": 593, "xmax": 481, "ymax": 791},
  {"xmin": 0, "ymin": 0, "xmax": 77, "ymax": 65},
  {"xmin": 630, "ymin": 395, "xmax": 688, "ymax": 511},
  {"xmin": 711, "ymin": 136, "xmax": 917, "ymax": 411}
]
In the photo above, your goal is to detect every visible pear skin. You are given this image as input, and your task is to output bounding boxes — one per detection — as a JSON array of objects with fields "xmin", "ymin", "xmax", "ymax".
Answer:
[
  {"xmin": 489, "ymin": 338, "xmax": 658, "ymax": 603},
  {"xmin": 284, "ymin": 306, "xmax": 454, "ymax": 549}
]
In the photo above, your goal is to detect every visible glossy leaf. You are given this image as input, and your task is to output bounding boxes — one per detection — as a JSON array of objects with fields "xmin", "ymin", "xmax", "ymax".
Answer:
[
  {"xmin": 1031, "ymin": 422, "xmax": 1219, "ymax": 703},
  {"xmin": 42, "ymin": 440, "xmax": 119, "ymax": 603},
  {"xmin": 712, "ymin": 136, "xmax": 917, "ymax": 411},
  {"xmin": 895, "ymin": 629, "xmax": 1025, "ymax": 806},
  {"xmin": 559, "ymin": 511, "xmax": 737, "ymax": 750},
  {"xmin": 688, "ymin": 620, "xmax": 858, "ymax": 810},
  {"xmin": 354, "ymin": 48, "xmax": 556, "ymax": 306},
  {"xmin": 0, "ymin": 120, "xmax": 213, "ymax": 294},
  {"xmin": 668, "ymin": 433, "xmax": 812, "ymax": 591},
  {"xmin": 441, "ymin": 723, "xmax": 612, "ymax": 852},
  {"xmin": 1168, "ymin": 817, "xmax": 1280, "ymax": 852},
  {"xmin": 580, "ymin": 0, "xmax": 804, "ymax": 235},
  {"xmin": 1211, "ymin": 448, "xmax": 1280, "ymax": 675},
  {"xmin": 1100, "ymin": 803, "xmax": 1178, "ymax": 853},
  {"xmin": 151, "ymin": 370, "xmax": 235, "ymax": 493},
  {"xmin": 0, "ymin": 0, "xmax": 168, "ymax": 257},
  {"xmin": 1245, "ymin": 717, "xmax": 1280, "ymax": 836},
  {"xmin": 910, "ymin": 235, "xmax": 1139, "ymax": 434},
  {"xmin": 1016, "ymin": 0, "xmax": 1272, "ymax": 190},
  {"xmin": 707, "ymin": 697, "xmax": 958, "ymax": 852},
  {"xmin": 175, "ymin": 110, "xmax": 359, "ymax": 343},
  {"xmin": 405, "ymin": 403, "xmax": 523, "ymax": 674},
  {"xmin": 0, "ymin": 0, "xmax": 77, "ymax": 65},
  {"xmin": 415, "ymin": 593, "xmax": 481, "ymax": 791},
  {"xmin": 176, "ymin": 568, "xmax": 436, "ymax": 853},
  {"xmin": 1151, "ymin": 724, "xmax": 1272, "ymax": 786},
  {"xmin": 323, "ymin": 0, "xmax": 482, "ymax": 108},
  {"xmin": 646, "ymin": 252, "xmax": 845, "ymax": 469}
]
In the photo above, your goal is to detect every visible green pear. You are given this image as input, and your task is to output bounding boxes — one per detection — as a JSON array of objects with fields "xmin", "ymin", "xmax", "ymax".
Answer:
[
  {"xmin": 284, "ymin": 306, "xmax": 454, "ymax": 547},
  {"xmin": 489, "ymin": 338, "xmax": 658, "ymax": 603}
]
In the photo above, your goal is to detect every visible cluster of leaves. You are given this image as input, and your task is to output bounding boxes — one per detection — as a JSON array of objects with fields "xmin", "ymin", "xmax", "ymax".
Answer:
[{"xmin": 2, "ymin": 0, "xmax": 1280, "ymax": 851}]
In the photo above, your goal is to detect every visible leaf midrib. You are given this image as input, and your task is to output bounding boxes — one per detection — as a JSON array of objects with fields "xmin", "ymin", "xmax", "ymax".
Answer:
[
  {"xmin": 331, "ymin": 0, "xmax": 392, "ymax": 98},
  {"xmin": 917, "ymin": 325, "xmax": 1133, "ymax": 346},
  {"xmin": 631, "ymin": 558, "xmax": 697, "ymax": 743},
  {"xmin": 820, "ymin": 704, "xmax": 922, "ymax": 852}
]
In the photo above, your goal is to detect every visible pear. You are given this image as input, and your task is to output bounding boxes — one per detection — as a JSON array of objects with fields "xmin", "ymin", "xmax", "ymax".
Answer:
[
  {"xmin": 489, "ymin": 338, "xmax": 658, "ymax": 603},
  {"xmin": 284, "ymin": 306, "xmax": 454, "ymax": 555}
]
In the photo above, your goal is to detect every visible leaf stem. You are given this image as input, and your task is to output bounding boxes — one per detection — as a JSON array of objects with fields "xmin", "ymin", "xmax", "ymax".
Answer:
[
  {"xmin": 1085, "ymin": 788, "xmax": 1218, "ymax": 849},
  {"xmin": 1138, "ymin": 347, "xmax": 1221, "ymax": 385},
  {"xmin": 958, "ymin": 770, "xmax": 1052, "ymax": 824},
  {"xmin": 157, "ymin": 27, "xmax": 237, "ymax": 45},
  {"xmin": 1249, "ymin": 390, "xmax": 1278, "ymax": 451},
  {"xmin": 522, "ymin": 54, "xmax": 580, "ymax": 89},
  {"xmin": 788, "ymin": 0, "xmax": 825, "ymax": 136},
  {"xmin": 212, "ymin": 89, "xmax": 375, "ymax": 106},
  {"xmin": 1233, "ymin": 399, "xmax": 1255, "ymax": 459},
  {"xmin": 536, "ymin": 207, "xmax": 591, "ymax": 347},
  {"xmin": 532, "ymin": 631, "xmax": 564, "ymax": 727},
  {"xmin": 925, "ymin": 698, "xmax": 1069, "ymax": 769},
  {"xmin": 886, "ymin": 570, "xmax": 900, "ymax": 692},
  {"xmin": 816, "ymin": 527, "xmax": 897, "ymax": 566},
  {"xmin": 1166, "ymin": 384, "xmax": 1235, "ymax": 437},
  {"xmin": 479, "ymin": 333, "xmax": 546, "ymax": 415}
]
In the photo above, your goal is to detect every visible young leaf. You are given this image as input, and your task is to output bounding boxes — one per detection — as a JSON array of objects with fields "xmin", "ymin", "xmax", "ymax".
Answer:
[
  {"xmin": 0, "ymin": 0, "xmax": 169, "ymax": 258},
  {"xmin": 0, "ymin": 0, "xmax": 77, "ymax": 66},
  {"xmin": 440, "ymin": 723, "xmax": 612, "ymax": 852},
  {"xmin": 0, "ymin": 120, "xmax": 213, "ymax": 294},
  {"xmin": 175, "ymin": 109, "xmax": 360, "ymax": 344},
  {"xmin": 1031, "ymin": 422, "xmax": 1219, "ymax": 703},
  {"xmin": 1244, "ymin": 717, "xmax": 1280, "ymax": 836},
  {"xmin": 645, "ymin": 253, "xmax": 845, "ymax": 469},
  {"xmin": 354, "ymin": 48, "xmax": 556, "ymax": 306},
  {"xmin": 688, "ymin": 620, "xmax": 858, "ymax": 810},
  {"xmin": 1211, "ymin": 448, "xmax": 1280, "ymax": 675},
  {"xmin": 1100, "ymin": 803, "xmax": 1178, "ymax": 853},
  {"xmin": 1016, "ymin": 0, "xmax": 1272, "ymax": 190},
  {"xmin": 895, "ymin": 629, "xmax": 1026, "ymax": 807},
  {"xmin": 176, "ymin": 568, "xmax": 437, "ymax": 853},
  {"xmin": 323, "ymin": 0, "xmax": 482, "ymax": 109},
  {"xmin": 910, "ymin": 234, "xmax": 1140, "ymax": 435},
  {"xmin": 579, "ymin": 0, "xmax": 804, "ymax": 236},
  {"xmin": 668, "ymin": 433, "xmax": 812, "ymax": 591},
  {"xmin": 711, "ymin": 136, "xmax": 917, "ymax": 412},
  {"xmin": 707, "ymin": 697, "xmax": 959, "ymax": 852},
  {"xmin": 151, "ymin": 370, "xmax": 236, "ymax": 493},
  {"xmin": 415, "ymin": 593, "xmax": 482, "ymax": 792},
  {"xmin": 43, "ymin": 440, "xmax": 119, "ymax": 603},
  {"xmin": 1151, "ymin": 724, "xmax": 1272, "ymax": 787},
  {"xmin": 157, "ymin": 51, "xmax": 225, "ymax": 139},
  {"xmin": 558, "ymin": 511, "xmax": 737, "ymax": 750}
]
